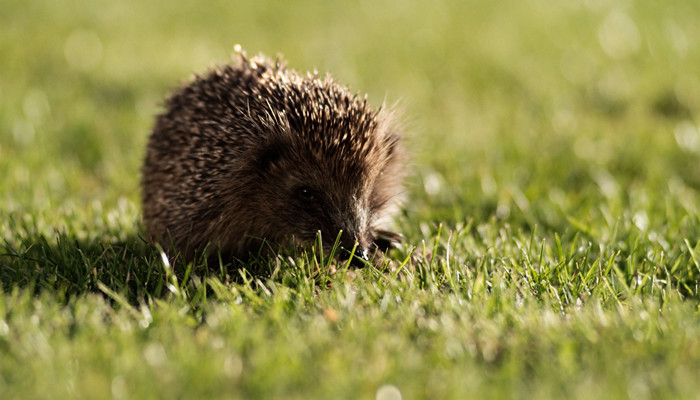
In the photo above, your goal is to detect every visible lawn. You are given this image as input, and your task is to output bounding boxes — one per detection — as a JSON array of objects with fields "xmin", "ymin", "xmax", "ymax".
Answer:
[{"xmin": 2, "ymin": 0, "xmax": 700, "ymax": 398}]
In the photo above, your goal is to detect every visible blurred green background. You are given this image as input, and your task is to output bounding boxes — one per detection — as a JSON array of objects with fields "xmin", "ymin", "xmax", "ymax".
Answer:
[
  {"xmin": 3, "ymin": 1, "xmax": 700, "ymax": 399},
  {"xmin": 1, "ymin": 0, "xmax": 699, "ymax": 240}
]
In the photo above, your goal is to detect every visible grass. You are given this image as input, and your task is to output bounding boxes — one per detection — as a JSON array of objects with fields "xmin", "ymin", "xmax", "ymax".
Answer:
[{"xmin": 2, "ymin": 0, "xmax": 700, "ymax": 398}]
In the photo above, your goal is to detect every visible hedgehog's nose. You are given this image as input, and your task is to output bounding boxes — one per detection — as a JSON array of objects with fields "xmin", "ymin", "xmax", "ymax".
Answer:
[{"xmin": 339, "ymin": 246, "xmax": 370, "ymax": 267}]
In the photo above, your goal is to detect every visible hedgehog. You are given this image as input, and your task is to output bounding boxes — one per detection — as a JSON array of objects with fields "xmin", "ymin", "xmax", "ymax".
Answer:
[{"xmin": 142, "ymin": 48, "xmax": 405, "ymax": 266}]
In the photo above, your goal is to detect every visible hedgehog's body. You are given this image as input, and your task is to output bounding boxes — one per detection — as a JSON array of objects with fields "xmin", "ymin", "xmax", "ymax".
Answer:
[{"xmin": 142, "ymin": 51, "xmax": 404, "ymax": 263}]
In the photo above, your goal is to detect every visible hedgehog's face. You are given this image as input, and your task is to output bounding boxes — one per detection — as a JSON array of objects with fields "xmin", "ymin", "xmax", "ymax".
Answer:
[
  {"xmin": 246, "ymin": 124, "xmax": 402, "ymax": 264},
  {"xmin": 285, "ymin": 179, "xmax": 374, "ymax": 259}
]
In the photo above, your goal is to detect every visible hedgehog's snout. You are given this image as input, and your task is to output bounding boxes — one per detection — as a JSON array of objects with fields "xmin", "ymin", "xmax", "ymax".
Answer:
[
  {"xmin": 333, "ymin": 220, "xmax": 373, "ymax": 266},
  {"xmin": 338, "ymin": 246, "xmax": 370, "ymax": 267}
]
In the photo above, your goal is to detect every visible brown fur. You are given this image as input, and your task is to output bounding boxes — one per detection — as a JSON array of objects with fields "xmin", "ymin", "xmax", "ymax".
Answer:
[{"xmin": 142, "ymin": 50, "xmax": 404, "ymax": 263}]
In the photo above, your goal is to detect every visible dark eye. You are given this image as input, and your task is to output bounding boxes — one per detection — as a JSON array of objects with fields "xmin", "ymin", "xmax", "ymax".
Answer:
[{"xmin": 296, "ymin": 186, "xmax": 316, "ymax": 201}]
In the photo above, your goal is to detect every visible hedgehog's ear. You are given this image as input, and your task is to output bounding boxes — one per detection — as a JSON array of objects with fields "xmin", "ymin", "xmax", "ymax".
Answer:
[{"xmin": 255, "ymin": 142, "xmax": 285, "ymax": 173}]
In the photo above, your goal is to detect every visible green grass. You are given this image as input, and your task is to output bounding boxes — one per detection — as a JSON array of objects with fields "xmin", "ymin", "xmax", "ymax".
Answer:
[{"xmin": 2, "ymin": 0, "xmax": 700, "ymax": 398}]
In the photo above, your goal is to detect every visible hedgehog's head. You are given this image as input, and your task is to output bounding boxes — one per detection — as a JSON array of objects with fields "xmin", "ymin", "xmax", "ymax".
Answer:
[{"xmin": 238, "ymin": 70, "xmax": 404, "ymax": 264}]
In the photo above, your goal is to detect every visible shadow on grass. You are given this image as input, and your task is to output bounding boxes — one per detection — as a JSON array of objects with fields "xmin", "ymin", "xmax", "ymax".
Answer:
[{"xmin": 0, "ymin": 234, "xmax": 280, "ymax": 303}]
